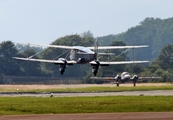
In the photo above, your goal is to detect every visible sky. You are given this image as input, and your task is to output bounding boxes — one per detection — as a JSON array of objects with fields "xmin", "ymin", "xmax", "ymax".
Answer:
[{"xmin": 1, "ymin": 0, "xmax": 173, "ymax": 44}]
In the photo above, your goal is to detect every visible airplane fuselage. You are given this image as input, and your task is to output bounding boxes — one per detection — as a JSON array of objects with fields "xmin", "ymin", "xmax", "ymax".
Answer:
[
  {"xmin": 69, "ymin": 46, "xmax": 96, "ymax": 64},
  {"xmin": 120, "ymin": 72, "xmax": 131, "ymax": 82}
]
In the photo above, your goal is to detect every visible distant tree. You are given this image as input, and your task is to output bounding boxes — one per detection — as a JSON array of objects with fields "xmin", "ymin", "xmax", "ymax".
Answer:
[
  {"xmin": 130, "ymin": 64, "xmax": 144, "ymax": 74},
  {"xmin": 0, "ymin": 41, "xmax": 20, "ymax": 75},
  {"xmin": 97, "ymin": 34, "xmax": 119, "ymax": 46},
  {"xmin": 80, "ymin": 31, "xmax": 93, "ymax": 38},
  {"xmin": 18, "ymin": 49, "xmax": 44, "ymax": 76},
  {"xmin": 115, "ymin": 17, "xmax": 173, "ymax": 61},
  {"xmin": 156, "ymin": 44, "xmax": 173, "ymax": 69},
  {"xmin": 15, "ymin": 44, "xmax": 43, "ymax": 53}
]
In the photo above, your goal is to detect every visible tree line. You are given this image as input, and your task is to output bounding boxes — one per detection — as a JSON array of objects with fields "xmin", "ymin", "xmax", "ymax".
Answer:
[
  {"xmin": 0, "ymin": 35, "xmax": 173, "ymax": 83},
  {"xmin": 0, "ymin": 35, "xmax": 95, "ymax": 77},
  {"xmin": 98, "ymin": 17, "xmax": 173, "ymax": 61},
  {"xmin": 1, "ymin": 16, "xmax": 173, "ymax": 83}
]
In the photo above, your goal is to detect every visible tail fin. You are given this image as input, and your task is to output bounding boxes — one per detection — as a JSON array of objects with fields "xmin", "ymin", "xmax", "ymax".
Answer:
[{"xmin": 94, "ymin": 37, "xmax": 98, "ymax": 59}]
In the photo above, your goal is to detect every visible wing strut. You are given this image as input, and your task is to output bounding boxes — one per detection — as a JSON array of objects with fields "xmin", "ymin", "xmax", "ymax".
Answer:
[
  {"xmin": 53, "ymin": 49, "xmax": 71, "ymax": 60},
  {"xmin": 28, "ymin": 48, "xmax": 48, "ymax": 59}
]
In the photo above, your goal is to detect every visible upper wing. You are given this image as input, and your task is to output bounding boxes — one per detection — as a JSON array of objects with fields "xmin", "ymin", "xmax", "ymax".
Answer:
[
  {"xmin": 90, "ymin": 77, "xmax": 116, "ymax": 80},
  {"xmin": 138, "ymin": 77, "xmax": 161, "ymax": 79},
  {"xmin": 90, "ymin": 60, "xmax": 149, "ymax": 66},
  {"xmin": 16, "ymin": 42, "xmax": 148, "ymax": 50},
  {"xmin": 129, "ymin": 76, "xmax": 161, "ymax": 83},
  {"xmin": 88, "ymin": 45, "xmax": 149, "ymax": 50},
  {"xmin": 15, "ymin": 42, "xmax": 75, "ymax": 49},
  {"xmin": 13, "ymin": 57, "xmax": 76, "ymax": 65},
  {"xmin": 138, "ymin": 76, "xmax": 161, "ymax": 82}
]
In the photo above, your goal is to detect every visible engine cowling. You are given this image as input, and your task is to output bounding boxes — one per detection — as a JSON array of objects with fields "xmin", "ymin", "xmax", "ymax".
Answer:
[
  {"xmin": 91, "ymin": 60, "xmax": 100, "ymax": 76},
  {"xmin": 132, "ymin": 75, "xmax": 139, "ymax": 80},
  {"xmin": 132, "ymin": 75, "xmax": 138, "ymax": 86},
  {"xmin": 115, "ymin": 74, "xmax": 121, "ymax": 86},
  {"xmin": 54, "ymin": 58, "xmax": 68, "ymax": 75},
  {"xmin": 115, "ymin": 74, "xmax": 121, "ymax": 80}
]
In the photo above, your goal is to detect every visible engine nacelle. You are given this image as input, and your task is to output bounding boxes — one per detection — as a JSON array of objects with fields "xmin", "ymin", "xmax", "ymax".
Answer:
[
  {"xmin": 54, "ymin": 58, "xmax": 68, "ymax": 75},
  {"xmin": 115, "ymin": 74, "xmax": 121, "ymax": 80},
  {"xmin": 91, "ymin": 60, "xmax": 100, "ymax": 76},
  {"xmin": 132, "ymin": 75, "xmax": 138, "ymax": 86},
  {"xmin": 115, "ymin": 74, "xmax": 121, "ymax": 87},
  {"xmin": 132, "ymin": 75, "xmax": 139, "ymax": 80}
]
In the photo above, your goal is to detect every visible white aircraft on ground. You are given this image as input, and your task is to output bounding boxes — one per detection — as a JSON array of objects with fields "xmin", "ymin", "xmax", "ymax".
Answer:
[
  {"xmin": 90, "ymin": 72, "xmax": 161, "ymax": 86},
  {"xmin": 13, "ymin": 39, "xmax": 149, "ymax": 76}
]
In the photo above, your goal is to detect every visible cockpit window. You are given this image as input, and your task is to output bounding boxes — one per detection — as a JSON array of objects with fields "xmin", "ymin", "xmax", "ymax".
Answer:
[
  {"xmin": 77, "ymin": 50, "xmax": 85, "ymax": 53},
  {"xmin": 73, "ymin": 46, "xmax": 94, "ymax": 53},
  {"xmin": 122, "ymin": 72, "xmax": 129, "ymax": 76}
]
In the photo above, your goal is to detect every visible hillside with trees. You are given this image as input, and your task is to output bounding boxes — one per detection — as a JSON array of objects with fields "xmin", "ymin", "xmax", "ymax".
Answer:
[{"xmin": 98, "ymin": 17, "xmax": 173, "ymax": 61}]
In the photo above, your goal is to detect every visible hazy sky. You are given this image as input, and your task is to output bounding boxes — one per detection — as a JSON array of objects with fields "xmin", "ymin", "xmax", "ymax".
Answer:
[{"xmin": 1, "ymin": 0, "xmax": 173, "ymax": 44}]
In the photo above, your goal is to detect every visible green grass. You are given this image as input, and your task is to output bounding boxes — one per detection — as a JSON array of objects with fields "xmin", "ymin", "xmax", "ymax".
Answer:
[
  {"xmin": 2, "ymin": 85, "xmax": 173, "ymax": 93},
  {"xmin": 0, "ymin": 96, "xmax": 173, "ymax": 115}
]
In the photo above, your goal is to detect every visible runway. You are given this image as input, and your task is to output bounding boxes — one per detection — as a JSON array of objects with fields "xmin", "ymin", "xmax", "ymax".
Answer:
[{"xmin": 1, "ymin": 90, "xmax": 173, "ymax": 97}]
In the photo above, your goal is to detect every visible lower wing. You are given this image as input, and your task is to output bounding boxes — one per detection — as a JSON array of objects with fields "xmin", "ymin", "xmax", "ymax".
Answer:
[
  {"xmin": 13, "ymin": 57, "xmax": 76, "ymax": 65},
  {"xmin": 137, "ymin": 77, "xmax": 161, "ymax": 82},
  {"xmin": 90, "ymin": 60, "xmax": 149, "ymax": 66}
]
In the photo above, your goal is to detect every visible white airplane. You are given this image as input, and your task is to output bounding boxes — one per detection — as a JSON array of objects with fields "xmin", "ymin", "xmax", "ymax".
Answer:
[
  {"xmin": 90, "ymin": 72, "xmax": 161, "ymax": 86},
  {"xmin": 13, "ymin": 39, "xmax": 149, "ymax": 76}
]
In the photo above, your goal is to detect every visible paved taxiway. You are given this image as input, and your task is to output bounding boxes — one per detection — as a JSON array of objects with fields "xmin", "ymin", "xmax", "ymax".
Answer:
[{"xmin": 1, "ymin": 90, "xmax": 173, "ymax": 97}]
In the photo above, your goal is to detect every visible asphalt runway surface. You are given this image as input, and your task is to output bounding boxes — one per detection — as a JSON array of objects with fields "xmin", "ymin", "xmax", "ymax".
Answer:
[
  {"xmin": 1, "ymin": 90, "xmax": 173, "ymax": 97},
  {"xmin": 1, "ymin": 84, "xmax": 173, "ymax": 120}
]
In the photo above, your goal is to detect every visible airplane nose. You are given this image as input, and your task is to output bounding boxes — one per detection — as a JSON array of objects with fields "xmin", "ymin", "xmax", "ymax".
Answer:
[{"xmin": 124, "ymin": 74, "xmax": 130, "ymax": 79}]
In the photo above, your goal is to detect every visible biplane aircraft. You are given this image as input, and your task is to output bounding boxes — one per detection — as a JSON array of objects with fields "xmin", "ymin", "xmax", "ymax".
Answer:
[
  {"xmin": 90, "ymin": 72, "xmax": 161, "ymax": 86},
  {"xmin": 13, "ymin": 39, "xmax": 149, "ymax": 76}
]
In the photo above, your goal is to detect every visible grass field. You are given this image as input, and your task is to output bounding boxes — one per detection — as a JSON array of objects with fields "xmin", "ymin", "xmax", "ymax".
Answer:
[
  {"xmin": 0, "ymin": 96, "xmax": 173, "ymax": 115},
  {"xmin": 0, "ymin": 83, "xmax": 173, "ymax": 93},
  {"xmin": 0, "ymin": 84, "xmax": 173, "ymax": 115}
]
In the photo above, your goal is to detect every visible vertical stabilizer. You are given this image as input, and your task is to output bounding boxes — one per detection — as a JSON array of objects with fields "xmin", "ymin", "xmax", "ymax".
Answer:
[{"xmin": 94, "ymin": 37, "xmax": 98, "ymax": 60}]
